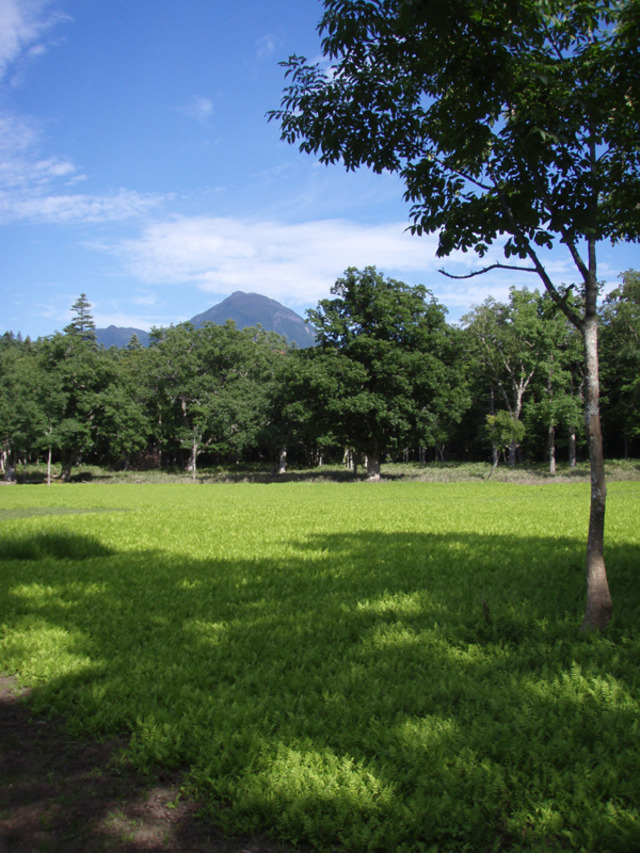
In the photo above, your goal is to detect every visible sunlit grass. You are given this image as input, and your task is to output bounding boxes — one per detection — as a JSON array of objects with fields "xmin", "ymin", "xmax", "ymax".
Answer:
[{"xmin": 1, "ymin": 480, "xmax": 639, "ymax": 850}]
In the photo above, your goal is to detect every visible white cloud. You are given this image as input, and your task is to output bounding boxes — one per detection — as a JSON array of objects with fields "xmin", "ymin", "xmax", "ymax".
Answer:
[
  {"xmin": 0, "ymin": 187, "xmax": 167, "ymax": 223},
  {"xmin": 0, "ymin": 0, "xmax": 69, "ymax": 83},
  {"xmin": 130, "ymin": 290, "xmax": 159, "ymax": 307},
  {"xmin": 0, "ymin": 111, "xmax": 79, "ymax": 186},
  {"xmin": 176, "ymin": 95, "xmax": 214, "ymax": 125},
  {"xmin": 111, "ymin": 216, "xmax": 470, "ymax": 309},
  {"xmin": 0, "ymin": 112, "xmax": 169, "ymax": 223},
  {"xmin": 106, "ymin": 215, "xmax": 590, "ymax": 322}
]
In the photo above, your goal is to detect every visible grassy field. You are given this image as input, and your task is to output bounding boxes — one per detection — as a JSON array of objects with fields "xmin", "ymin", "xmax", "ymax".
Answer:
[{"xmin": 1, "ymin": 478, "xmax": 639, "ymax": 851}]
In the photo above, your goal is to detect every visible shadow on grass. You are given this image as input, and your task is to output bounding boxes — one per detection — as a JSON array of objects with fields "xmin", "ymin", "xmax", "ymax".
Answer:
[
  {"xmin": 1, "ymin": 527, "xmax": 639, "ymax": 851},
  {"xmin": 0, "ymin": 675, "xmax": 297, "ymax": 853},
  {"xmin": 0, "ymin": 530, "xmax": 118, "ymax": 561}
]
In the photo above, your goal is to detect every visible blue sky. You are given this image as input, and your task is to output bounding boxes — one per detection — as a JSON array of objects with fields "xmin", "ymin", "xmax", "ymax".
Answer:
[{"xmin": 1, "ymin": 0, "xmax": 638, "ymax": 340}]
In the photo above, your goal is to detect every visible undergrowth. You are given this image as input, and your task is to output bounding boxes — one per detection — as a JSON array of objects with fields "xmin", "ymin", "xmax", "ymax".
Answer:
[
  {"xmin": 1, "ymin": 480, "xmax": 639, "ymax": 851},
  {"xmin": 11, "ymin": 457, "xmax": 640, "ymax": 485}
]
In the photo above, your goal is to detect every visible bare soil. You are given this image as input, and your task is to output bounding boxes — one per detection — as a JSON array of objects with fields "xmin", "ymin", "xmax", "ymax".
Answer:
[{"xmin": 0, "ymin": 675, "xmax": 298, "ymax": 853}]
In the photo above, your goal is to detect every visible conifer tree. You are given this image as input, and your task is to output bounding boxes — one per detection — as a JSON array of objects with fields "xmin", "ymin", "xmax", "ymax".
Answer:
[{"xmin": 65, "ymin": 293, "xmax": 97, "ymax": 345}]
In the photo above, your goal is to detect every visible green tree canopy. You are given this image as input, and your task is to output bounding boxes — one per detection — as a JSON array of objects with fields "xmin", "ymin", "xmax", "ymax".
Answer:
[
  {"xmin": 273, "ymin": 0, "xmax": 639, "ymax": 270},
  {"xmin": 146, "ymin": 321, "xmax": 289, "ymax": 473},
  {"xmin": 600, "ymin": 269, "xmax": 640, "ymax": 456},
  {"xmin": 303, "ymin": 267, "xmax": 469, "ymax": 478}
]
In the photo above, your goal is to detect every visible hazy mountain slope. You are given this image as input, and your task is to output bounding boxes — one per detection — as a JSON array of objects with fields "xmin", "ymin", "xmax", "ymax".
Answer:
[{"xmin": 96, "ymin": 326, "xmax": 150, "ymax": 348}]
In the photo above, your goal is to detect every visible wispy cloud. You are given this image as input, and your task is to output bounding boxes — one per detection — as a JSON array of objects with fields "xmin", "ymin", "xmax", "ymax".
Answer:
[
  {"xmin": 0, "ymin": 112, "xmax": 168, "ymax": 223},
  {"xmin": 176, "ymin": 95, "xmax": 214, "ymax": 125},
  {"xmin": 0, "ymin": 117, "xmax": 81, "ymax": 189},
  {"xmin": 0, "ymin": 188, "xmax": 168, "ymax": 223},
  {"xmin": 110, "ymin": 216, "xmax": 458, "ymax": 309},
  {"xmin": 106, "ymin": 215, "xmax": 583, "ymax": 320},
  {"xmin": 256, "ymin": 33, "xmax": 275, "ymax": 60},
  {"xmin": 130, "ymin": 290, "xmax": 159, "ymax": 307},
  {"xmin": 0, "ymin": 0, "xmax": 70, "ymax": 83}
]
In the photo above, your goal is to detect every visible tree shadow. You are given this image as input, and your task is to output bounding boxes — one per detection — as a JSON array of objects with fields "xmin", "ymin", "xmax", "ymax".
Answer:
[
  {"xmin": 201, "ymin": 468, "xmax": 365, "ymax": 484},
  {"xmin": 0, "ymin": 674, "xmax": 297, "ymax": 853},
  {"xmin": 1, "ymin": 526, "xmax": 639, "ymax": 850},
  {"xmin": 0, "ymin": 530, "xmax": 117, "ymax": 561}
]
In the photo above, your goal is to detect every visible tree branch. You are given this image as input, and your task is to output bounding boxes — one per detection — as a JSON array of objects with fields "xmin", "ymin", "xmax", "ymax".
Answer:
[{"xmin": 439, "ymin": 263, "xmax": 537, "ymax": 279}]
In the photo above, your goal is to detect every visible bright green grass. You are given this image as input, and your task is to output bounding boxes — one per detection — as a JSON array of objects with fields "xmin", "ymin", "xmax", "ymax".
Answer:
[{"xmin": 1, "ymin": 481, "xmax": 639, "ymax": 851}]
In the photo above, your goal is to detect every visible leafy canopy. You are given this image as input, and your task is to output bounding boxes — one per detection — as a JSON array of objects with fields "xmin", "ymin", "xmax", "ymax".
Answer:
[
  {"xmin": 299, "ymin": 267, "xmax": 469, "ymax": 458},
  {"xmin": 272, "ymin": 0, "xmax": 640, "ymax": 310}
]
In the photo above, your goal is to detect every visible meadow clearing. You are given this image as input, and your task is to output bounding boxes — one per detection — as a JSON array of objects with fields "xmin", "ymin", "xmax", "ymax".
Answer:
[{"xmin": 1, "ymin": 474, "xmax": 639, "ymax": 851}]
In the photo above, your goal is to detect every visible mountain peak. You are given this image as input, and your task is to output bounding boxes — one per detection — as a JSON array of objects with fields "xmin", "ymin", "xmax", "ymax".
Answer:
[
  {"xmin": 190, "ymin": 292, "xmax": 315, "ymax": 348},
  {"xmin": 96, "ymin": 292, "xmax": 315, "ymax": 349}
]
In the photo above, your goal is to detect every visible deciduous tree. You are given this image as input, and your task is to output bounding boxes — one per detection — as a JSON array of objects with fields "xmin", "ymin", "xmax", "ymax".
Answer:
[
  {"xmin": 600, "ymin": 270, "xmax": 640, "ymax": 458},
  {"xmin": 304, "ymin": 267, "xmax": 469, "ymax": 479},
  {"xmin": 271, "ymin": 0, "xmax": 640, "ymax": 628},
  {"xmin": 462, "ymin": 289, "xmax": 545, "ymax": 467}
]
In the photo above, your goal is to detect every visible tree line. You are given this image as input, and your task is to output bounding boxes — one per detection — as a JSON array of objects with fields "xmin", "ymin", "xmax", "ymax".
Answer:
[{"xmin": 1, "ymin": 268, "xmax": 638, "ymax": 482}]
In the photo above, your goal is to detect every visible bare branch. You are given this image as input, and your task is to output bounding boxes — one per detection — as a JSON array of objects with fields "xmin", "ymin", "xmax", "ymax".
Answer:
[{"xmin": 439, "ymin": 263, "xmax": 537, "ymax": 279}]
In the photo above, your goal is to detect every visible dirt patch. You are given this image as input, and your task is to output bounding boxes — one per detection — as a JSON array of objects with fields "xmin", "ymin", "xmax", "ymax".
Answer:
[{"xmin": 0, "ymin": 675, "xmax": 299, "ymax": 852}]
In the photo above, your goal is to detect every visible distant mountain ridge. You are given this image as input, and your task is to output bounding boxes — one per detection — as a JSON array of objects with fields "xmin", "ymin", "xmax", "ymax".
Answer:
[
  {"xmin": 95, "ymin": 292, "xmax": 315, "ymax": 349},
  {"xmin": 97, "ymin": 326, "xmax": 151, "ymax": 348}
]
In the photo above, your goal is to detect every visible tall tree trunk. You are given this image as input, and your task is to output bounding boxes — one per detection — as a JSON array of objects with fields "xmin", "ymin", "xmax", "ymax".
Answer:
[
  {"xmin": 489, "ymin": 388, "xmax": 499, "ymax": 468},
  {"xmin": 581, "ymin": 315, "xmax": 612, "ymax": 630},
  {"xmin": 568, "ymin": 430, "xmax": 577, "ymax": 468},
  {"xmin": 546, "ymin": 363, "xmax": 556, "ymax": 476},
  {"xmin": 548, "ymin": 423, "xmax": 556, "ymax": 476},
  {"xmin": 47, "ymin": 445, "xmax": 52, "ymax": 486},
  {"xmin": 189, "ymin": 438, "xmax": 198, "ymax": 482}
]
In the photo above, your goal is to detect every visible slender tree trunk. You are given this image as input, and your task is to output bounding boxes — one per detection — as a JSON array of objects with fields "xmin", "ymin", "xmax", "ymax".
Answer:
[
  {"xmin": 569, "ymin": 430, "xmax": 577, "ymax": 468},
  {"xmin": 490, "ymin": 388, "xmax": 499, "ymax": 468},
  {"xmin": 546, "ymin": 364, "xmax": 556, "ymax": 476},
  {"xmin": 189, "ymin": 438, "xmax": 198, "ymax": 482},
  {"xmin": 277, "ymin": 447, "xmax": 287, "ymax": 475},
  {"xmin": 47, "ymin": 445, "xmax": 52, "ymax": 486},
  {"xmin": 581, "ymin": 315, "xmax": 612, "ymax": 630}
]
